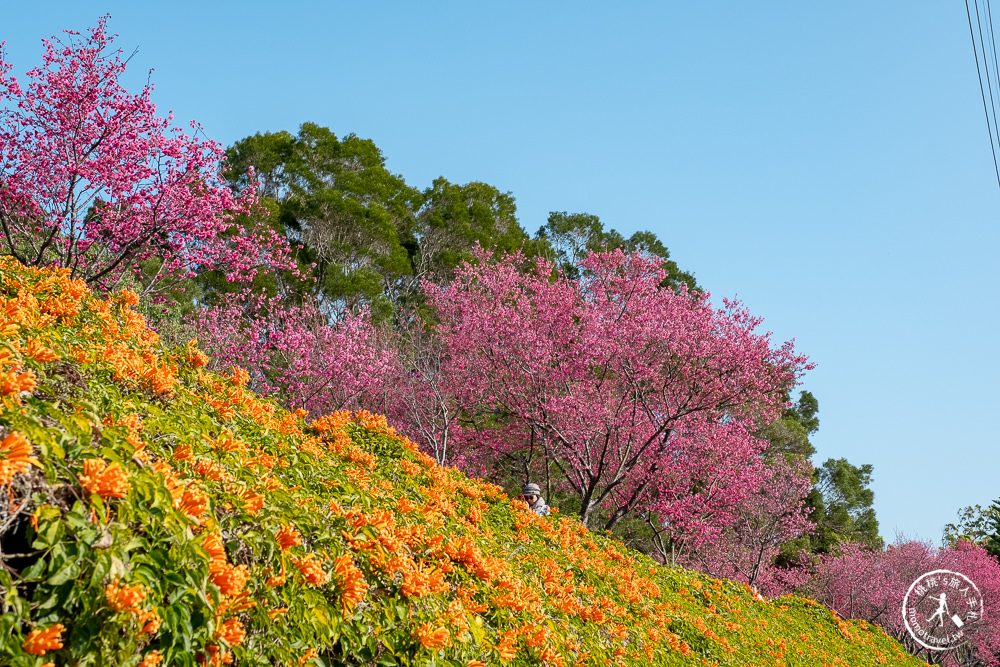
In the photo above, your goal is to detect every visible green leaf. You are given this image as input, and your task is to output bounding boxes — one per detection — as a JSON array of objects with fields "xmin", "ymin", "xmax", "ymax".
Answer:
[
  {"xmin": 47, "ymin": 554, "xmax": 80, "ymax": 585},
  {"xmin": 20, "ymin": 555, "xmax": 47, "ymax": 581},
  {"xmin": 35, "ymin": 518, "xmax": 64, "ymax": 548},
  {"xmin": 89, "ymin": 552, "xmax": 112, "ymax": 588}
]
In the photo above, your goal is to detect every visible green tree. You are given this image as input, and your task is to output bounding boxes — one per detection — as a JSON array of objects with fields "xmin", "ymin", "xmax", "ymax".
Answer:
[
  {"xmin": 411, "ymin": 178, "xmax": 530, "ymax": 288},
  {"xmin": 223, "ymin": 124, "xmax": 554, "ymax": 320},
  {"xmin": 535, "ymin": 211, "xmax": 697, "ymax": 291},
  {"xmin": 787, "ymin": 390, "xmax": 819, "ymax": 435},
  {"xmin": 225, "ymin": 123, "xmax": 420, "ymax": 320},
  {"xmin": 944, "ymin": 501, "xmax": 1000, "ymax": 559},
  {"xmin": 768, "ymin": 391, "xmax": 883, "ymax": 560},
  {"xmin": 807, "ymin": 458, "xmax": 883, "ymax": 552},
  {"xmin": 760, "ymin": 389, "xmax": 821, "ymax": 461}
]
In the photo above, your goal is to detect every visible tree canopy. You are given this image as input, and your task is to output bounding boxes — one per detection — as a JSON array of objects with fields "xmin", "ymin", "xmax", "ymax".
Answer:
[{"xmin": 222, "ymin": 123, "xmax": 698, "ymax": 321}]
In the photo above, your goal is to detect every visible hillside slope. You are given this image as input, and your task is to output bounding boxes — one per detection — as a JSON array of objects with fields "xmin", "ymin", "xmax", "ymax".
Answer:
[{"xmin": 0, "ymin": 259, "xmax": 926, "ymax": 667}]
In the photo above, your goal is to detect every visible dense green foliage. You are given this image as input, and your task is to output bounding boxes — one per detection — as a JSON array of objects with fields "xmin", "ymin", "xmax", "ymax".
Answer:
[{"xmin": 807, "ymin": 458, "xmax": 883, "ymax": 553}]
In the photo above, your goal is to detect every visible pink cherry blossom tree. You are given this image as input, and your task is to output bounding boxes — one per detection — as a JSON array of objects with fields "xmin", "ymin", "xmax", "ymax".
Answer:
[
  {"xmin": 810, "ymin": 540, "xmax": 914, "ymax": 625},
  {"xmin": 674, "ymin": 455, "xmax": 815, "ymax": 596},
  {"xmin": 190, "ymin": 293, "xmax": 393, "ymax": 417},
  {"xmin": 0, "ymin": 18, "xmax": 292, "ymax": 295},
  {"xmin": 422, "ymin": 248, "xmax": 813, "ymax": 531},
  {"xmin": 375, "ymin": 321, "xmax": 465, "ymax": 465},
  {"xmin": 811, "ymin": 539, "xmax": 1000, "ymax": 666},
  {"xmin": 642, "ymin": 423, "xmax": 775, "ymax": 567}
]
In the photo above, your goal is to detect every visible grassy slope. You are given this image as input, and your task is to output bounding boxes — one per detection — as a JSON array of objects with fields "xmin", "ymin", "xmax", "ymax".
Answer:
[{"xmin": 0, "ymin": 259, "xmax": 927, "ymax": 667}]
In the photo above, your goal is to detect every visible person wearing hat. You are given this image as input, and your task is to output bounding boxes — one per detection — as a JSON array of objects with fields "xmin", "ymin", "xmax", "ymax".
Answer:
[{"xmin": 520, "ymin": 483, "xmax": 550, "ymax": 516}]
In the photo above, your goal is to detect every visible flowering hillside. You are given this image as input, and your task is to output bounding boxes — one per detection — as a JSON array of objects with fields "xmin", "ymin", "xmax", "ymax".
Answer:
[{"xmin": 0, "ymin": 259, "xmax": 926, "ymax": 667}]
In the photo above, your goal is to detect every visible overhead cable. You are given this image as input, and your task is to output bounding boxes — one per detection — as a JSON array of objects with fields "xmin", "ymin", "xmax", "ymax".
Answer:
[{"xmin": 965, "ymin": 0, "xmax": 1000, "ymax": 190}]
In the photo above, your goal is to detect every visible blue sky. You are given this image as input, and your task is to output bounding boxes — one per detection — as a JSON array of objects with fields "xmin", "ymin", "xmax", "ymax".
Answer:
[{"xmin": 3, "ymin": 2, "xmax": 996, "ymax": 544}]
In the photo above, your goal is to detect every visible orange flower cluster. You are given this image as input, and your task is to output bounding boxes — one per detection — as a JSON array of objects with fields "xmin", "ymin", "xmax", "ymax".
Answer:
[
  {"xmin": 198, "ymin": 644, "xmax": 233, "ymax": 667},
  {"xmin": 275, "ymin": 525, "xmax": 302, "ymax": 551},
  {"xmin": 205, "ymin": 431, "xmax": 246, "ymax": 453},
  {"xmin": 138, "ymin": 651, "xmax": 163, "ymax": 667},
  {"xmin": 445, "ymin": 536, "xmax": 507, "ymax": 581},
  {"xmin": 229, "ymin": 366, "xmax": 250, "ymax": 386},
  {"xmin": 1, "ymin": 367, "xmax": 36, "ymax": 405},
  {"xmin": 298, "ymin": 435, "xmax": 325, "ymax": 458},
  {"xmin": 415, "ymin": 622, "xmax": 451, "ymax": 650},
  {"xmin": 492, "ymin": 575, "xmax": 542, "ymax": 612},
  {"xmin": 105, "ymin": 578, "xmax": 147, "ymax": 612},
  {"xmin": 351, "ymin": 409, "xmax": 394, "ymax": 435},
  {"xmin": 311, "ymin": 411, "xmax": 353, "ymax": 434},
  {"xmin": 80, "ymin": 458, "xmax": 131, "ymax": 498},
  {"xmin": 105, "ymin": 579, "xmax": 161, "ymax": 634},
  {"xmin": 24, "ymin": 337, "xmax": 58, "ymax": 362},
  {"xmin": 187, "ymin": 339, "xmax": 209, "ymax": 368},
  {"xmin": 154, "ymin": 459, "xmax": 211, "ymax": 524},
  {"xmin": 210, "ymin": 557, "xmax": 250, "ymax": 597},
  {"xmin": 176, "ymin": 485, "xmax": 209, "ymax": 521},
  {"xmin": 293, "ymin": 553, "xmax": 327, "ymax": 586},
  {"xmin": 22, "ymin": 623, "xmax": 64, "ymax": 655},
  {"xmin": 203, "ymin": 533, "xmax": 250, "ymax": 598},
  {"xmin": 100, "ymin": 341, "xmax": 176, "ymax": 396},
  {"xmin": 399, "ymin": 560, "xmax": 449, "ymax": 598},
  {"xmin": 0, "ymin": 430, "xmax": 31, "ymax": 485},
  {"xmin": 238, "ymin": 487, "xmax": 264, "ymax": 514},
  {"xmin": 104, "ymin": 412, "xmax": 148, "ymax": 458},
  {"xmin": 215, "ymin": 617, "xmax": 246, "ymax": 646},
  {"xmin": 194, "ymin": 458, "xmax": 234, "ymax": 482},
  {"xmin": 265, "ymin": 569, "xmax": 287, "ymax": 588},
  {"xmin": 196, "ymin": 533, "xmax": 254, "ymax": 665},
  {"xmin": 497, "ymin": 630, "xmax": 518, "ymax": 660},
  {"xmin": 115, "ymin": 289, "xmax": 140, "ymax": 307},
  {"xmin": 332, "ymin": 553, "xmax": 367, "ymax": 614}
]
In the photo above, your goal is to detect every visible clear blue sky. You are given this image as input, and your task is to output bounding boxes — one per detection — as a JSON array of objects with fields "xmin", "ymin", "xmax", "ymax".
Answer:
[{"xmin": 4, "ymin": 2, "xmax": 996, "ymax": 545}]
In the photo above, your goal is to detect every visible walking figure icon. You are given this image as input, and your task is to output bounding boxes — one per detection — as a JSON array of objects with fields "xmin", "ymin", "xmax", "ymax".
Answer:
[
  {"xmin": 927, "ymin": 593, "xmax": 950, "ymax": 628},
  {"xmin": 926, "ymin": 593, "xmax": 965, "ymax": 628}
]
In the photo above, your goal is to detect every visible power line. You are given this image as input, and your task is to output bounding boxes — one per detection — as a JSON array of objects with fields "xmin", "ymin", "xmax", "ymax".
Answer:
[
  {"xmin": 973, "ymin": 1, "xmax": 1000, "ymax": 167},
  {"xmin": 986, "ymin": 1, "xmax": 1000, "ymax": 192},
  {"xmin": 984, "ymin": 0, "xmax": 1000, "ymax": 96},
  {"xmin": 965, "ymin": 0, "xmax": 1000, "ymax": 190},
  {"xmin": 977, "ymin": 0, "xmax": 1000, "ymax": 157}
]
